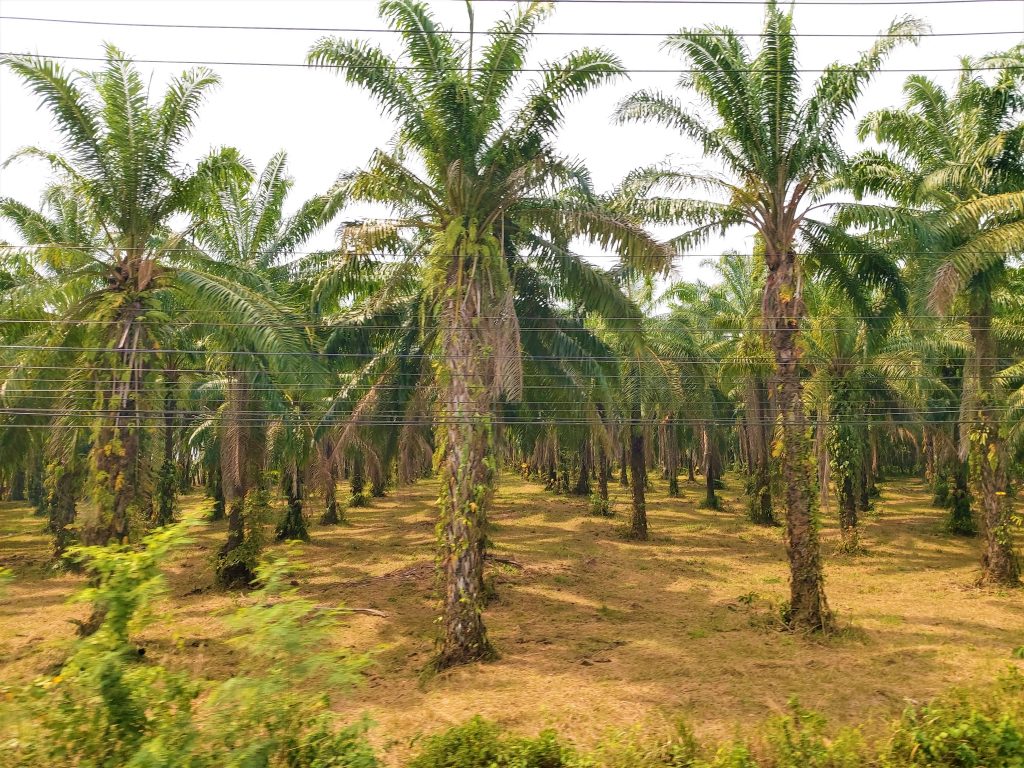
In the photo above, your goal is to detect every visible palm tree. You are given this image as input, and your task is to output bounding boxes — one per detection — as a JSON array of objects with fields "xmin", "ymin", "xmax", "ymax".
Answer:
[
  {"xmin": 308, "ymin": 0, "xmax": 667, "ymax": 667},
  {"xmin": 0, "ymin": 183, "xmax": 102, "ymax": 553},
  {"xmin": 651, "ymin": 284, "xmax": 724, "ymax": 511},
  {"xmin": 2, "ymin": 47, "xmax": 241, "ymax": 544},
  {"xmin": 665, "ymin": 252, "xmax": 775, "ymax": 522},
  {"xmin": 190, "ymin": 151, "xmax": 336, "ymax": 583},
  {"xmin": 613, "ymin": 3, "xmax": 921, "ymax": 630},
  {"xmin": 851, "ymin": 49, "xmax": 1024, "ymax": 583},
  {"xmin": 801, "ymin": 283, "xmax": 905, "ymax": 553}
]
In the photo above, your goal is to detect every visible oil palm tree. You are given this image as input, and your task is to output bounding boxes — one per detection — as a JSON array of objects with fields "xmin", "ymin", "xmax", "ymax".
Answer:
[
  {"xmin": 667, "ymin": 251, "xmax": 776, "ymax": 523},
  {"xmin": 613, "ymin": 3, "xmax": 921, "ymax": 630},
  {"xmin": 190, "ymin": 151, "xmax": 337, "ymax": 583},
  {"xmin": 308, "ymin": 0, "xmax": 667, "ymax": 667},
  {"xmin": 801, "ymin": 282, "xmax": 906, "ymax": 553},
  {"xmin": 851, "ymin": 49, "xmax": 1024, "ymax": 583},
  {"xmin": 2, "ymin": 46, "xmax": 243, "ymax": 544},
  {"xmin": 0, "ymin": 183, "xmax": 101, "ymax": 552}
]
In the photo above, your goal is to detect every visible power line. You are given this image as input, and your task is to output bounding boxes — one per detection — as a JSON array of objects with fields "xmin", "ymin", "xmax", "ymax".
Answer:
[
  {"xmin": 7, "ymin": 244, "xmax": 1022, "ymax": 259},
  {"xmin": 0, "ymin": 353, "xmax": 1017, "ymax": 367},
  {"xmin": 2, "ymin": 15, "xmax": 1020, "ymax": 38},
  {"xmin": 0, "ymin": 412, "xmax": 988, "ymax": 427},
  {"xmin": 461, "ymin": 0, "xmax": 1021, "ymax": 4},
  {"xmin": 6, "ymin": 344, "xmax": 1021, "ymax": 362},
  {"xmin": 2, "ymin": 51, "xmax": 1019, "ymax": 74},
  {"xmin": 0, "ymin": 312, "xmax": 1013, "ymax": 324}
]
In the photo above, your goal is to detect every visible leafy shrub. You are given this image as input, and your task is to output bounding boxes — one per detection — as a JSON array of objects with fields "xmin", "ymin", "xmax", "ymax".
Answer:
[
  {"xmin": 415, "ymin": 675, "xmax": 1024, "ymax": 768},
  {"xmin": 409, "ymin": 717, "xmax": 503, "ymax": 768},
  {"xmin": 881, "ymin": 670, "xmax": 1024, "ymax": 767},
  {"xmin": 762, "ymin": 701, "xmax": 865, "ymax": 767},
  {"xmin": 409, "ymin": 717, "xmax": 578, "ymax": 768},
  {"xmin": 683, "ymin": 744, "xmax": 756, "ymax": 768},
  {"xmin": 589, "ymin": 721, "xmax": 752, "ymax": 768},
  {"xmin": 0, "ymin": 525, "xmax": 377, "ymax": 768},
  {"xmin": 589, "ymin": 494, "xmax": 613, "ymax": 517}
]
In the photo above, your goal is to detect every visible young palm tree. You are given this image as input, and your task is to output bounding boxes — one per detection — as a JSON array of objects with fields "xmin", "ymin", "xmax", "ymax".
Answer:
[
  {"xmin": 308, "ymin": 0, "xmax": 667, "ymax": 667},
  {"xmin": 2, "ymin": 47, "xmax": 241, "ymax": 544},
  {"xmin": 613, "ymin": 3, "xmax": 921, "ymax": 630},
  {"xmin": 851, "ymin": 50, "xmax": 1024, "ymax": 583}
]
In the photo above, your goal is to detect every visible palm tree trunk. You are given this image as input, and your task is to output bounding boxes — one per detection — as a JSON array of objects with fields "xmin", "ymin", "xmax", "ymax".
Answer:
[
  {"xmin": 829, "ymin": 383, "xmax": 862, "ymax": 553},
  {"xmin": 154, "ymin": 376, "xmax": 177, "ymax": 527},
  {"xmin": 349, "ymin": 452, "xmax": 368, "ymax": 506},
  {"xmin": 747, "ymin": 377, "xmax": 775, "ymax": 524},
  {"xmin": 88, "ymin": 307, "xmax": 145, "ymax": 545},
  {"xmin": 860, "ymin": 461, "xmax": 874, "ymax": 509},
  {"xmin": 46, "ymin": 460, "xmax": 79, "ymax": 557},
  {"xmin": 435, "ymin": 274, "xmax": 495, "ymax": 670},
  {"xmin": 321, "ymin": 460, "xmax": 341, "ymax": 525},
  {"xmin": 351, "ymin": 453, "xmax": 365, "ymax": 494},
  {"xmin": 9, "ymin": 469, "xmax": 26, "ymax": 501},
  {"xmin": 946, "ymin": 458, "xmax": 975, "ymax": 535},
  {"xmin": 573, "ymin": 439, "xmax": 592, "ymax": 496},
  {"xmin": 276, "ymin": 465, "xmax": 309, "ymax": 541},
  {"xmin": 629, "ymin": 406, "xmax": 648, "ymax": 540},
  {"xmin": 371, "ymin": 471, "xmax": 389, "ymax": 498},
  {"xmin": 216, "ymin": 375, "xmax": 260, "ymax": 586},
  {"xmin": 177, "ymin": 422, "xmax": 193, "ymax": 494},
  {"xmin": 701, "ymin": 424, "xmax": 719, "ymax": 509},
  {"xmin": 764, "ymin": 248, "xmax": 832, "ymax": 631},
  {"xmin": 208, "ymin": 466, "xmax": 226, "ymax": 521},
  {"xmin": 598, "ymin": 444, "xmax": 610, "ymax": 502},
  {"xmin": 969, "ymin": 304, "xmax": 1020, "ymax": 584},
  {"xmin": 218, "ymin": 497, "xmax": 251, "ymax": 586},
  {"xmin": 838, "ymin": 473, "xmax": 859, "ymax": 552},
  {"xmin": 90, "ymin": 393, "xmax": 139, "ymax": 544},
  {"xmin": 665, "ymin": 418, "xmax": 680, "ymax": 497}
]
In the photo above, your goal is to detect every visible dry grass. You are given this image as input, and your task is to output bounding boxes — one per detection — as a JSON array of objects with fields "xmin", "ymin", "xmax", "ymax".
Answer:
[{"xmin": 1, "ymin": 475, "xmax": 1022, "ymax": 764}]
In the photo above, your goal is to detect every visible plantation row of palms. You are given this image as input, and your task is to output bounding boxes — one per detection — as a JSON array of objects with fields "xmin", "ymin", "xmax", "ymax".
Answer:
[{"xmin": 1, "ymin": 0, "xmax": 1022, "ymax": 669}]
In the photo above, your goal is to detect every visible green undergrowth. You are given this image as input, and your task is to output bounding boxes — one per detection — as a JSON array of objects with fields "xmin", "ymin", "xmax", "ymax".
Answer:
[
  {"xmin": 0, "ymin": 524, "xmax": 376, "ymax": 768},
  {"xmin": 411, "ymin": 680, "xmax": 1024, "ymax": 768}
]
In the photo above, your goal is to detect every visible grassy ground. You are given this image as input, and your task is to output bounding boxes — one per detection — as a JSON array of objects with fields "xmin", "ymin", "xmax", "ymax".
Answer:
[{"xmin": 1, "ymin": 474, "xmax": 1021, "ymax": 764}]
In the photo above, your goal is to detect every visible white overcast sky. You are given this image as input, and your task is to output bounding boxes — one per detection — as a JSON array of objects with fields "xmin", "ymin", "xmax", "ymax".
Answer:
[{"xmin": 1, "ymin": 0, "xmax": 1022, "ymax": 283}]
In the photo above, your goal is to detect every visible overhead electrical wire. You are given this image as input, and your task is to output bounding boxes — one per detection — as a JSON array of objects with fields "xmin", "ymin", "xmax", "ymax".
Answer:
[
  {"xmin": 5, "ymin": 344, "xmax": 1021, "ymax": 363},
  {"xmin": 1, "ymin": 51, "xmax": 1019, "ymax": 74},
  {"xmin": 458, "ymin": 0, "xmax": 1022, "ymax": 5},
  {"xmin": 2, "ymin": 14, "xmax": 1020, "ymax": 37},
  {"xmin": 0, "ymin": 319, "xmax": 1009, "ymax": 332},
  {"xmin": 7, "ymin": 245, "xmax": 1022, "ymax": 260}
]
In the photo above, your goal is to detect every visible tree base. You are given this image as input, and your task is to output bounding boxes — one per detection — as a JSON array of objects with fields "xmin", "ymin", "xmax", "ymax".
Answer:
[
  {"xmin": 620, "ymin": 526, "xmax": 649, "ymax": 542},
  {"xmin": 976, "ymin": 569, "xmax": 1021, "ymax": 588},
  {"xmin": 748, "ymin": 509, "xmax": 779, "ymax": 526},
  {"xmin": 216, "ymin": 559, "xmax": 256, "ymax": 589},
  {"xmin": 782, "ymin": 603, "xmax": 836, "ymax": 634},
  {"xmin": 833, "ymin": 537, "xmax": 867, "ymax": 556},
  {"xmin": 944, "ymin": 508, "xmax": 977, "ymax": 537},
  {"xmin": 431, "ymin": 640, "xmax": 499, "ymax": 672},
  {"xmin": 348, "ymin": 492, "xmax": 371, "ymax": 508},
  {"xmin": 320, "ymin": 509, "xmax": 347, "ymax": 525}
]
